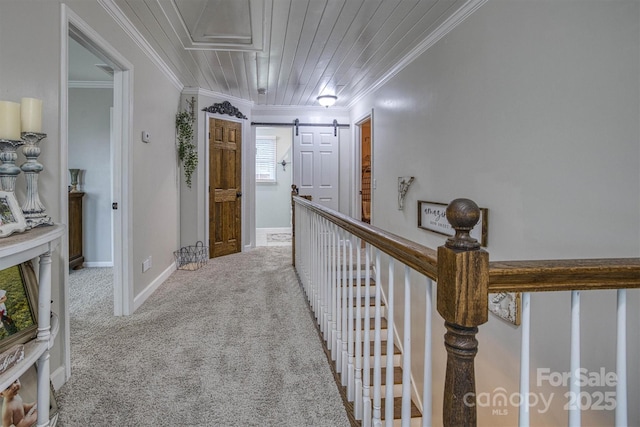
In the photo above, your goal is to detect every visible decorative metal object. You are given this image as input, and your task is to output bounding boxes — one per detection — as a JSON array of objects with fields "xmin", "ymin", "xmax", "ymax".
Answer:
[
  {"xmin": 489, "ymin": 292, "xmax": 521, "ymax": 326},
  {"xmin": 202, "ymin": 101, "xmax": 247, "ymax": 119},
  {"xmin": 280, "ymin": 159, "xmax": 290, "ymax": 171},
  {"xmin": 20, "ymin": 132, "xmax": 53, "ymax": 228},
  {"xmin": 0, "ymin": 138, "xmax": 25, "ymax": 193},
  {"xmin": 397, "ymin": 176, "xmax": 414, "ymax": 210}
]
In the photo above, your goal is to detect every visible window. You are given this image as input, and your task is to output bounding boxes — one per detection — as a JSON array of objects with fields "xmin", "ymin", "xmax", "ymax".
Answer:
[{"xmin": 255, "ymin": 136, "xmax": 277, "ymax": 182}]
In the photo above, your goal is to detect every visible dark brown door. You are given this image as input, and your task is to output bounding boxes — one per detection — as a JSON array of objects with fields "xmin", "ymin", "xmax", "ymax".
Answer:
[{"xmin": 209, "ymin": 118, "xmax": 241, "ymax": 258}]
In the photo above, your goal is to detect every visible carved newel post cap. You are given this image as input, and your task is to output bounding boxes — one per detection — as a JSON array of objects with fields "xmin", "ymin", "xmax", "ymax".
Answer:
[{"xmin": 445, "ymin": 198, "xmax": 480, "ymax": 250}]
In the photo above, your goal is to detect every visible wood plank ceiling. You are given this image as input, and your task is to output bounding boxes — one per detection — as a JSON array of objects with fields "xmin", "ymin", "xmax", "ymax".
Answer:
[{"xmin": 111, "ymin": 0, "xmax": 473, "ymax": 108}]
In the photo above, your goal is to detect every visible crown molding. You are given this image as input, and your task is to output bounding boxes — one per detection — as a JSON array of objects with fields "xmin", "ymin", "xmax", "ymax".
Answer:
[
  {"xmin": 182, "ymin": 87, "xmax": 254, "ymax": 108},
  {"xmin": 69, "ymin": 80, "xmax": 114, "ymax": 89},
  {"xmin": 347, "ymin": 0, "xmax": 488, "ymax": 109},
  {"xmin": 98, "ymin": 0, "xmax": 183, "ymax": 92}
]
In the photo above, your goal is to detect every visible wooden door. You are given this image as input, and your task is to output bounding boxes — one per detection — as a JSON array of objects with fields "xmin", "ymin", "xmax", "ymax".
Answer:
[
  {"xmin": 360, "ymin": 119, "xmax": 371, "ymax": 223},
  {"xmin": 209, "ymin": 118, "xmax": 242, "ymax": 258},
  {"xmin": 293, "ymin": 126, "xmax": 339, "ymax": 210}
]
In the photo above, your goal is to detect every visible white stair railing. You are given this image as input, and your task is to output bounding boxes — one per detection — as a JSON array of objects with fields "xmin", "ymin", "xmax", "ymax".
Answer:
[
  {"xmin": 293, "ymin": 192, "xmax": 640, "ymax": 427},
  {"xmin": 294, "ymin": 199, "xmax": 436, "ymax": 426}
]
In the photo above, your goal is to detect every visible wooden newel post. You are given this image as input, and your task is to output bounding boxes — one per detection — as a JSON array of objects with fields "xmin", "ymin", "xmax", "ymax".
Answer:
[
  {"xmin": 436, "ymin": 198, "xmax": 489, "ymax": 427},
  {"xmin": 291, "ymin": 184, "xmax": 299, "ymax": 267}
]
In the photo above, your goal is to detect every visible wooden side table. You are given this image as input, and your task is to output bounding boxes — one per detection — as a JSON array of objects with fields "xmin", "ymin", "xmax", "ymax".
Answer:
[{"xmin": 68, "ymin": 192, "xmax": 84, "ymax": 270}]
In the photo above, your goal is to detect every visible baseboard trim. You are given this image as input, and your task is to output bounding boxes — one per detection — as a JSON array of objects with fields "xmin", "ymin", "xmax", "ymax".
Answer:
[
  {"xmin": 51, "ymin": 365, "xmax": 67, "ymax": 391},
  {"xmin": 133, "ymin": 262, "xmax": 176, "ymax": 312},
  {"xmin": 294, "ymin": 270, "xmax": 359, "ymax": 427},
  {"xmin": 83, "ymin": 261, "xmax": 114, "ymax": 267}
]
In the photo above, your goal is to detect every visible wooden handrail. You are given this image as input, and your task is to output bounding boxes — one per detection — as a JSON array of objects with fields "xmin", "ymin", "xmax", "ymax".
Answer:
[
  {"xmin": 294, "ymin": 193, "xmax": 640, "ymax": 293},
  {"xmin": 488, "ymin": 258, "xmax": 640, "ymax": 293},
  {"xmin": 292, "ymin": 194, "xmax": 438, "ymax": 280}
]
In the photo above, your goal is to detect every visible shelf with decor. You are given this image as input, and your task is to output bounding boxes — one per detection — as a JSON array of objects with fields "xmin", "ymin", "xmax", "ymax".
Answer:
[{"xmin": 0, "ymin": 224, "xmax": 63, "ymax": 427}]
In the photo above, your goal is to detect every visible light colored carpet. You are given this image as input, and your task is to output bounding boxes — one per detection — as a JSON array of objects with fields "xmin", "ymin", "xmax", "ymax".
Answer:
[{"xmin": 56, "ymin": 247, "xmax": 350, "ymax": 427}]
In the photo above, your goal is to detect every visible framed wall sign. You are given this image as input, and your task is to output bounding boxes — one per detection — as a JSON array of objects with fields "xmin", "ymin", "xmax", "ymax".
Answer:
[{"xmin": 417, "ymin": 200, "xmax": 488, "ymax": 247}]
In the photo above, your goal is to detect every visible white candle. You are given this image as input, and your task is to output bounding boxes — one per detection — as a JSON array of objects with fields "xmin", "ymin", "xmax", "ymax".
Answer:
[
  {"xmin": 21, "ymin": 97, "xmax": 42, "ymax": 133},
  {"xmin": 0, "ymin": 101, "xmax": 21, "ymax": 140}
]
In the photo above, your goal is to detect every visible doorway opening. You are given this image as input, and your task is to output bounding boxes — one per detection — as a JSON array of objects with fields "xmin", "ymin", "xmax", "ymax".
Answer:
[
  {"xmin": 358, "ymin": 117, "xmax": 372, "ymax": 223},
  {"xmin": 62, "ymin": 4, "xmax": 133, "ymax": 381},
  {"xmin": 255, "ymin": 126, "xmax": 293, "ymax": 247}
]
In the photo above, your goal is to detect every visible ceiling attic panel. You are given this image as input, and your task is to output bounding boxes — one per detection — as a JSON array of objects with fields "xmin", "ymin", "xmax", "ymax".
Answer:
[{"xmin": 143, "ymin": 0, "xmax": 220, "ymax": 90}]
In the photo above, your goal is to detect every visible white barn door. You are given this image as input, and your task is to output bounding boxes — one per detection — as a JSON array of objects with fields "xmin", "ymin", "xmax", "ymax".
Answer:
[{"xmin": 293, "ymin": 126, "xmax": 339, "ymax": 211}]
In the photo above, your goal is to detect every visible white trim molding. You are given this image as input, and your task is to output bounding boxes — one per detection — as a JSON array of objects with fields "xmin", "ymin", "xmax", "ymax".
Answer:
[
  {"xmin": 133, "ymin": 262, "xmax": 177, "ymax": 312},
  {"xmin": 68, "ymin": 80, "xmax": 114, "ymax": 89},
  {"xmin": 98, "ymin": 0, "xmax": 183, "ymax": 91},
  {"xmin": 348, "ymin": 0, "xmax": 489, "ymax": 109}
]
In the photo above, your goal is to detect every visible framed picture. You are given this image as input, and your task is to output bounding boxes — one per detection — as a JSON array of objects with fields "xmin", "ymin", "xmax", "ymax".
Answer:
[
  {"xmin": 0, "ymin": 365, "xmax": 58, "ymax": 427},
  {"xmin": 418, "ymin": 200, "xmax": 488, "ymax": 247},
  {"xmin": 0, "ymin": 191, "xmax": 27, "ymax": 238},
  {"xmin": 0, "ymin": 262, "xmax": 38, "ymax": 354}
]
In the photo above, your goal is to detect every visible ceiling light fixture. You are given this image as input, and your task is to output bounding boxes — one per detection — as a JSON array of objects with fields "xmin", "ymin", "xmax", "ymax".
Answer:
[{"xmin": 317, "ymin": 94, "xmax": 337, "ymax": 107}]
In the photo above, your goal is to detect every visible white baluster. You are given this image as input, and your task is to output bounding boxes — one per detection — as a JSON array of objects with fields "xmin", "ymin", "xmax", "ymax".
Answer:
[
  {"xmin": 568, "ymin": 290, "xmax": 581, "ymax": 427},
  {"xmin": 336, "ymin": 228, "xmax": 344, "ymax": 373},
  {"xmin": 616, "ymin": 289, "xmax": 627, "ymax": 427},
  {"xmin": 328, "ymin": 223, "xmax": 336, "ymax": 353},
  {"xmin": 519, "ymin": 292, "xmax": 531, "ymax": 427},
  {"xmin": 401, "ymin": 266, "xmax": 412, "ymax": 426},
  {"xmin": 331, "ymin": 223, "xmax": 339, "ymax": 360},
  {"xmin": 422, "ymin": 278, "xmax": 433, "ymax": 427},
  {"xmin": 348, "ymin": 235, "xmax": 356, "ymax": 400},
  {"xmin": 385, "ymin": 259, "xmax": 395, "ymax": 427},
  {"xmin": 372, "ymin": 250, "xmax": 383, "ymax": 427},
  {"xmin": 355, "ymin": 238, "xmax": 364, "ymax": 418},
  {"xmin": 341, "ymin": 232, "xmax": 349, "ymax": 382},
  {"xmin": 363, "ymin": 246, "xmax": 373, "ymax": 427}
]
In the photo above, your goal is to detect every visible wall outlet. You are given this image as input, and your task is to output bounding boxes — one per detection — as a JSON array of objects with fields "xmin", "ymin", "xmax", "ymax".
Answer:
[{"xmin": 142, "ymin": 256, "xmax": 152, "ymax": 272}]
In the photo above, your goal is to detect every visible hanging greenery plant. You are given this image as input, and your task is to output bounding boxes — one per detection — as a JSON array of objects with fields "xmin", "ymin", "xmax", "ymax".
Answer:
[{"xmin": 176, "ymin": 97, "xmax": 197, "ymax": 188}]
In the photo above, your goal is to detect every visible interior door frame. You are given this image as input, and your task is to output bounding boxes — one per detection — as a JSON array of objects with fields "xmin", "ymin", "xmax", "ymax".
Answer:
[
  {"xmin": 205, "ymin": 113, "xmax": 245, "ymax": 255},
  {"xmin": 61, "ymin": 4, "xmax": 133, "ymax": 381},
  {"xmin": 353, "ymin": 110, "xmax": 374, "ymax": 223}
]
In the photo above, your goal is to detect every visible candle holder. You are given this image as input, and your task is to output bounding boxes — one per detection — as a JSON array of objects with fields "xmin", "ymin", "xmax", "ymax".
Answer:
[
  {"xmin": 0, "ymin": 138, "xmax": 25, "ymax": 193},
  {"xmin": 20, "ymin": 132, "xmax": 53, "ymax": 228}
]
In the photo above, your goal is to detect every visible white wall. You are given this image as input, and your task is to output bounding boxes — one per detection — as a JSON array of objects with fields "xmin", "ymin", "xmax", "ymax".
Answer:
[
  {"xmin": 0, "ymin": 0, "xmax": 182, "ymax": 384},
  {"xmin": 350, "ymin": 0, "xmax": 639, "ymax": 425},
  {"xmin": 68, "ymin": 88, "xmax": 113, "ymax": 265},
  {"xmin": 255, "ymin": 127, "xmax": 293, "ymax": 228}
]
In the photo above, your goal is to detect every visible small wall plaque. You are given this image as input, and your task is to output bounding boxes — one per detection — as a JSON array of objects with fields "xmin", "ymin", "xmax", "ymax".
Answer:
[{"xmin": 417, "ymin": 200, "xmax": 488, "ymax": 247}]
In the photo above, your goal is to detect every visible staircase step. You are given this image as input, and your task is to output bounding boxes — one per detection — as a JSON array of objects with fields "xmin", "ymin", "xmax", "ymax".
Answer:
[
  {"xmin": 367, "ymin": 341, "xmax": 401, "ymax": 367},
  {"xmin": 380, "ymin": 396, "xmax": 422, "ymax": 422}
]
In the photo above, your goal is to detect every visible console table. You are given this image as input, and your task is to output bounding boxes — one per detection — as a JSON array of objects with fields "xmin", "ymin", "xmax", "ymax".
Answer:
[
  {"xmin": 68, "ymin": 192, "xmax": 84, "ymax": 270},
  {"xmin": 0, "ymin": 224, "xmax": 64, "ymax": 427}
]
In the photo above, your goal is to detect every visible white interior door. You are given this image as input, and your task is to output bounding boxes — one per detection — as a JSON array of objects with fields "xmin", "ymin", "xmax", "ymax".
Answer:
[{"xmin": 293, "ymin": 126, "xmax": 339, "ymax": 210}]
